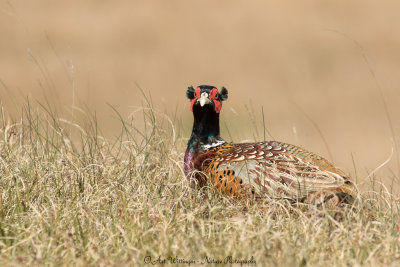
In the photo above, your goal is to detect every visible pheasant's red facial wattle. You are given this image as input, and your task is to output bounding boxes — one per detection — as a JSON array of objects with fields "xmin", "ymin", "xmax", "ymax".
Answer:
[
  {"xmin": 190, "ymin": 87, "xmax": 201, "ymax": 111},
  {"xmin": 208, "ymin": 88, "xmax": 221, "ymax": 113}
]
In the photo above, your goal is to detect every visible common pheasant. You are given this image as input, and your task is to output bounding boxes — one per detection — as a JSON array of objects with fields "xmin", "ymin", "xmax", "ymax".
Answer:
[{"xmin": 184, "ymin": 85, "xmax": 357, "ymax": 205}]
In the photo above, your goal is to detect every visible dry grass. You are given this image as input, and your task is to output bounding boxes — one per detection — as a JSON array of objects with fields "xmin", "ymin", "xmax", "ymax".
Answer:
[
  {"xmin": 1, "ymin": 2, "xmax": 399, "ymax": 266},
  {"xmin": 0, "ymin": 100, "xmax": 399, "ymax": 266}
]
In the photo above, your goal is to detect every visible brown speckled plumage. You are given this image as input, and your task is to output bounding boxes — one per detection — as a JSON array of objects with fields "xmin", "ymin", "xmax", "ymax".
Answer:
[{"xmin": 194, "ymin": 142, "xmax": 356, "ymax": 201}]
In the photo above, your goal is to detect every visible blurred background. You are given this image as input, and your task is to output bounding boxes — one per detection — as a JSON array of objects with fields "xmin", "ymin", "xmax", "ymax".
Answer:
[{"xmin": 1, "ymin": 0, "xmax": 400, "ymax": 190}]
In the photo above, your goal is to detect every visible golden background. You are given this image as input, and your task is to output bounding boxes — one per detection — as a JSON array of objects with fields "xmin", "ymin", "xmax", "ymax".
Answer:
[{"xmin": 1, "ymin": 0, "xmax": 400, "ymax": 190}]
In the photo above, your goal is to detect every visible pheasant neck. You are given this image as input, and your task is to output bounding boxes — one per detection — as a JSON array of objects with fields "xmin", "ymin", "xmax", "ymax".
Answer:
[
  {"xmin": 187, "ymin": 111, "xmax": 223, "ymax": 151},
  {"xmin": 184, "ymin": 109, "xmax": 225, "ymax": 182}
]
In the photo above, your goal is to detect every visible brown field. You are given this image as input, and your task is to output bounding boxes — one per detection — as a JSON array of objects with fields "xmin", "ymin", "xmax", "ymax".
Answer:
[{"xmin": 1, "ymin": 1, "xmax": 400, "ymax": 265}]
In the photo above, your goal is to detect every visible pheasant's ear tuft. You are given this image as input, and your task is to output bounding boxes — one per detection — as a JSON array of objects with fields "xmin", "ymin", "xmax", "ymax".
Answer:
[
  {"xmin": 186, "ymin": 86, "xmax": 195, "ymax": 99},
  {"xmin": 220, "ymin": 87, "xmax": 228, "ymax": 101}
]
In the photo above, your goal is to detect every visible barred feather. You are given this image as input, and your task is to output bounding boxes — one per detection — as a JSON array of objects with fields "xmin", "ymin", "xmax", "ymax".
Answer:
[{"xmin": 200, "ymin": 142, "xmax": 356, "ymax": 200}]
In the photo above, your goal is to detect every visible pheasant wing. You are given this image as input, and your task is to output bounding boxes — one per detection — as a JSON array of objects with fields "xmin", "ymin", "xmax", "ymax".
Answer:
[{"xmin": 214, "ymin": 142, "xmax": 352, "ymax": 199}]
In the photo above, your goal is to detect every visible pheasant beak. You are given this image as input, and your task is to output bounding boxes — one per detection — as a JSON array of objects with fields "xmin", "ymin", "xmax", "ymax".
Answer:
[{"xmin": 198, "ymin": 92, "xmax": 211, "ymax": 107}]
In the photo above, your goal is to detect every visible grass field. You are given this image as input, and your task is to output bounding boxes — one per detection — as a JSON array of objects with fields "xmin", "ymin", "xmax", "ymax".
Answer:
[
  {"xmin": 1, "ymin": 1, "xmax": 400, "ymax": 265},
  {"xmin": 0, "ymin": 99, "xmax": 399, "ymax": 266}
]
